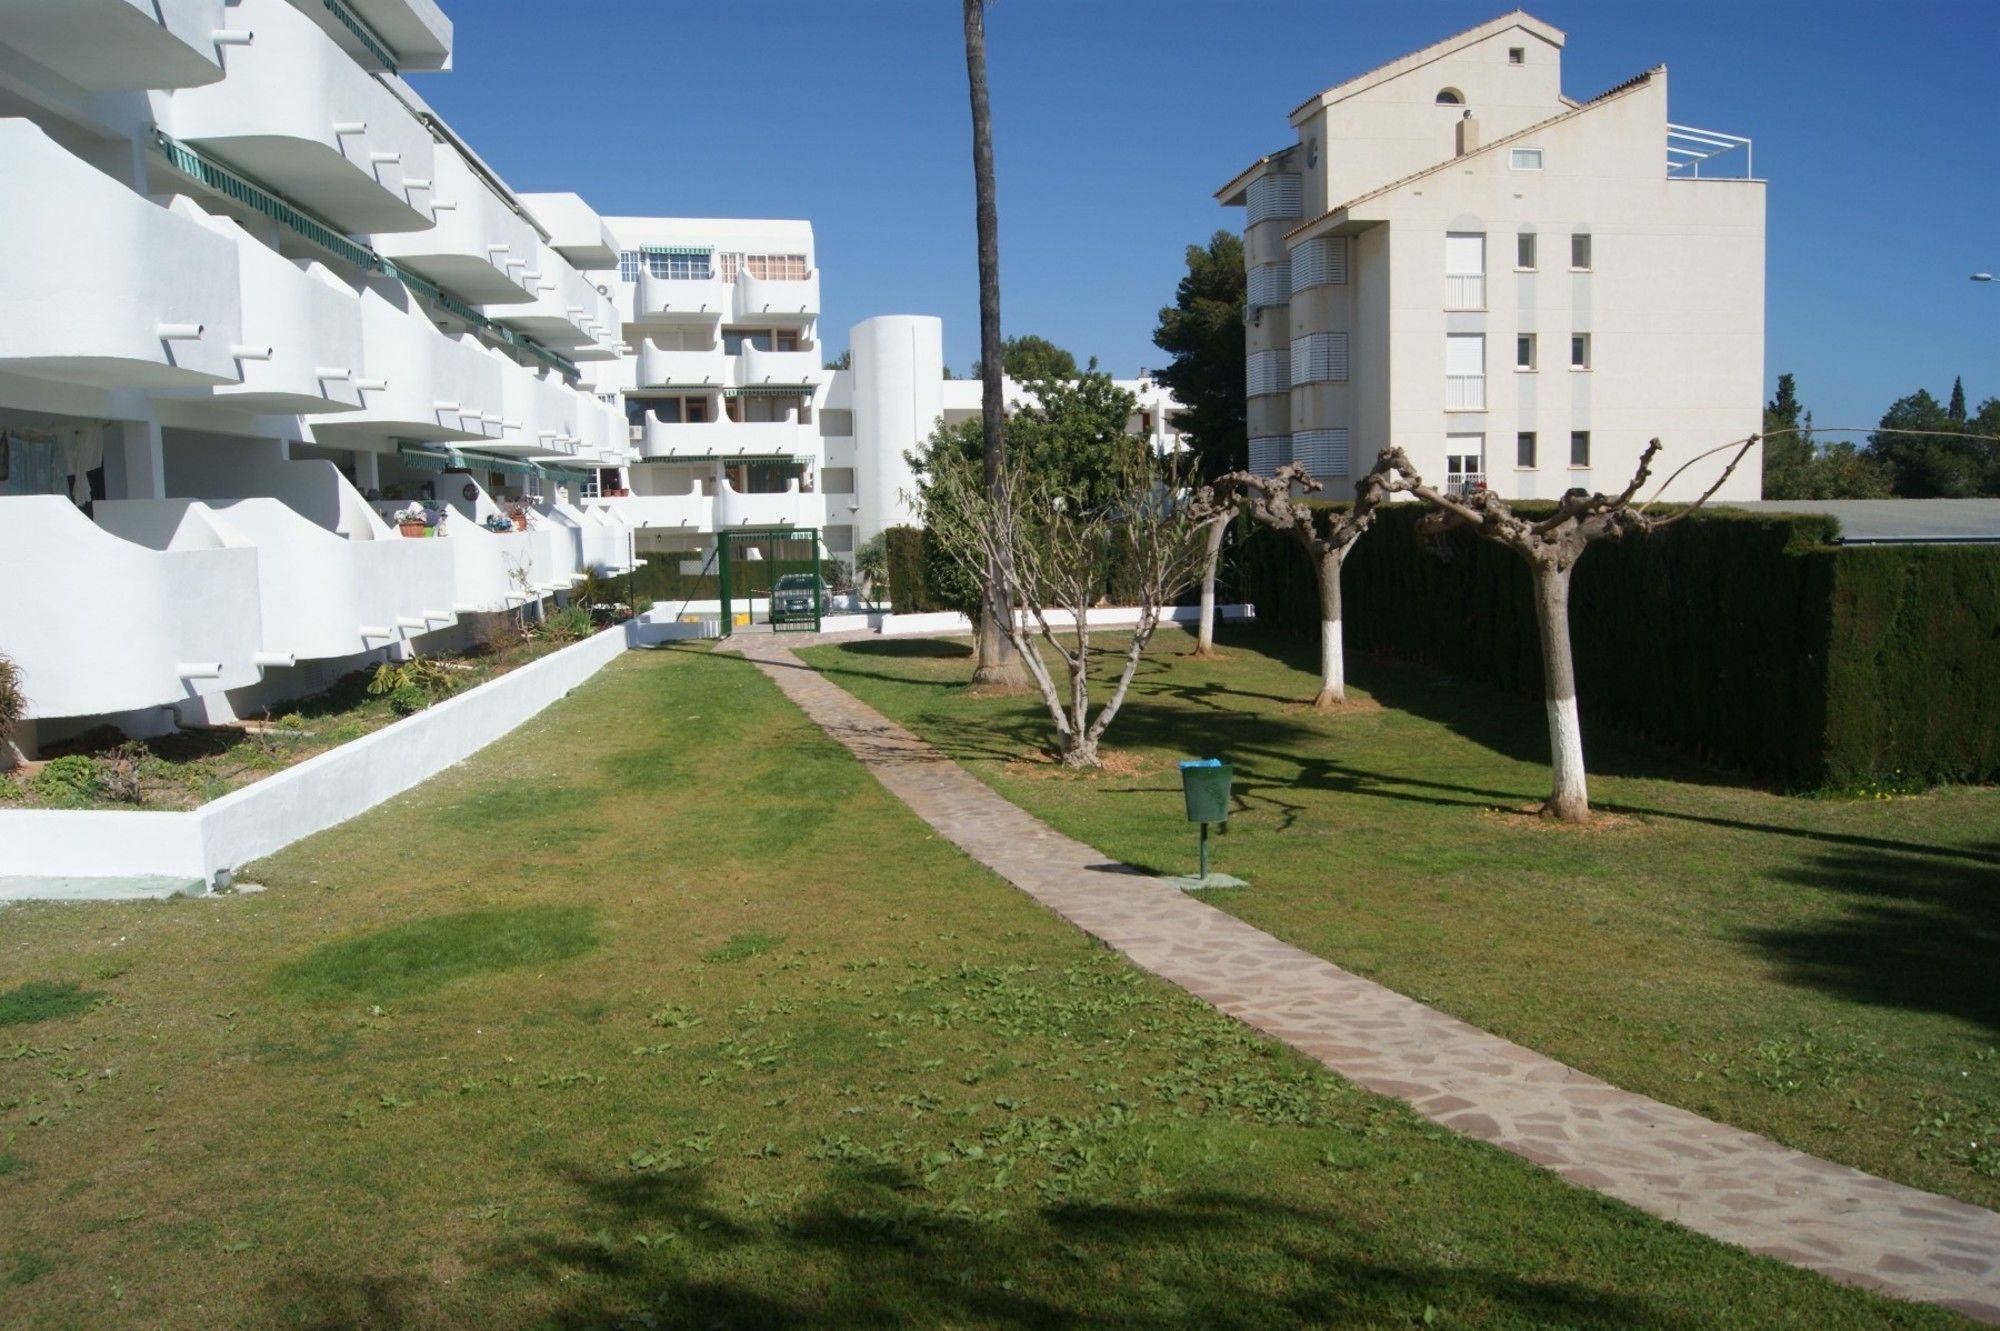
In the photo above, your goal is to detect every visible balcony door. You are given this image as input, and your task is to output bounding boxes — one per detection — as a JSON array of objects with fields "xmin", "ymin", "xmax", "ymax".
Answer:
[
  {"xmin": 1444, "ymin": 333, "xmax": 1485, "ymax": 410},
  {"xmin": 1445, "ymin": 433, "xmax": 1486, "ymax": 495}
]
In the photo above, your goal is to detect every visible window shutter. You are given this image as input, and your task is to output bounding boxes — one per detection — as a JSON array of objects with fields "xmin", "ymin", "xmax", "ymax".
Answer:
[
  {"xmin": 1292, "ymin": 428, "xmax": 1350, "ymax": 476},
  {"xmin": 1247, "ymin": 349, "xmax": 1290, "ymax": 396},
  {"xmin": 1289, "ymin": 332, "xmax": 1349, "ymax": 384},
  {"xmin": 1246, "ymin": 174, "xmax": 1302, "ymax": 226},
  {"xmin": 1248, "ymin": 435, "xmax": 1292, "ymax": 475}
]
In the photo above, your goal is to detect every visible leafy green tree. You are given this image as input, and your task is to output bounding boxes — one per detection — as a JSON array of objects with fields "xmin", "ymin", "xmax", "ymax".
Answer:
[
  {"xmin": 1152, "ymin": 230, "xmax": 1247, "ymax": 483},
  {"xmin": 912, "ymin": 369, "xmax": 1147, "ymax": 516},
  {"xmin": 824, "ymin": 348, "xmax": 851, "ymax": 371},
  {"xmin": 970, "ymin": 334, "xmax": 1082, "ymax": 382},
  {"xmin": 1869, "ymin": 389, "xmax": 1987, "ymax": 497},
  {"xmin": 1763, "ymin": 373, "xmax": 1893, "ymax": 499}
]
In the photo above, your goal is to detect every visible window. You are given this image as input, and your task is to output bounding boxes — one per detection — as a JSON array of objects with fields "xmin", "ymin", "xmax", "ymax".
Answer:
[
  {"xmin": 723, "ymin": 329, "xmax": 775, "ymax": 355},
  {"xmin": 1508, "ymin": 46, "xmax": 1525, "ymax": 64},
  {"xmin": 1445, "ymin": 232, "xmax": 1484, "ymax": 309},
  {"xmin": 1570, "ymin": 333, "xmax": 1591, "ymax": 370},
  {"xmin": 1516, "ymin": 334, "xmax": 1536, "ymax": 370},
  {"xmin": 618, "ymin": 250, "xmax": 640, "ymax": 282},
  {"xmin": 1517, "ymin": 431, "xmax": 1537, "ymax": 468},
  {"xmin": 1446, "ymin": 433, "xmax": 1484, "ymax": 494},
  {"xmin": 1445, "ymin": 333, "xmax": 1485, "ymax": 410},
  {"xmin": 1571, "ymin": 232, "xmax": 1592, "ymax": 270},
  {"xmin": 720, "ymin": 253, "xmax": 808, "ymax": 281},
  {"xmin": 820, "ymin": 408, "xmax": 855, "ymax": 437},
  {"xmin": 1290, "ymin": 332, "xmax": 1349, "ymax": 384},
  {"xmin": 1509, "ymin": 148, "xmax": 1543, "ymax": 171},
  {"xmin": 1516, "ymin": 232, "xmax": 1537, "ymax": 270},
  {"xmin": 821, "ymin": 467, "xmax": 856, "ymax": 494},
  {"xmin": 628, "ymin": 250, "xmax": 711, "ymax": 280},
  {"xmin": 1289, "ymin": 235, "xmax": 1347, "ymax": 290},
  {"xmin": 1570, "ymin": 431, "xmax": 1591, "ymax": 467},
  {"xmin": 1436, "ymin": 88, "xmax": 1463, "ymax": 105}
]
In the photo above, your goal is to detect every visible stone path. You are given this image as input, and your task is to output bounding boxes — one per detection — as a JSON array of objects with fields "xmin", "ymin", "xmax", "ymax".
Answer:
[{"xmin": 729, "ymin": 633, "xmax": 2000, "ymax": 1324}]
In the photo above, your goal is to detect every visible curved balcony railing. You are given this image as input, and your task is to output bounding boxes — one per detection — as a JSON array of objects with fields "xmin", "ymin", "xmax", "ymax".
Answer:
[
  {"xmin": 716, "ymin": 478, "xmax": 823, "ymax": 531},
  {"xmin": 636, "ymin": 416, "xmax": 815, "ymax": 460},
  {"xmin": 587, "ymin": 491, "xmax": 713, "ymax": 532},
  {"xmin": 170, "ymin": 0, "xmax": 434, "ymax": 233},
  {"xmin": 376, "ymin": 146, "xmax": 539, "ymax": 304},
  {"xmin": 733, "ymin": 269, "xmax": 819, "ymax": 321},
  {"xmin": 638, "ymin": 342, "xmax": 727, "ymax": 388},
  {"xmin": 0, "ymin": 121, "xmax": 242, "ymax": 390},
  {"xmin": 1, "ymin": 498, "xmax": 262, "ymax": 719},
  {"xmin": 311, "ymin": 282, "xmax": 502, "ymax": 443},
  {"xmin": 736, "ymin": 344, "xmax": 820, "ymax": 386},
  {"xmin": 5, "ymin": 0, "xmax": 226, "ymax": 92},
  {"xmin": 634, "ymin": 273, "xmax": 730, "ymax": 322}
]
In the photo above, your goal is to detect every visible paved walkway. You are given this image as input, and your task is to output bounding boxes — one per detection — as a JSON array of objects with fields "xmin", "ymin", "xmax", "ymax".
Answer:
[{"xmin": 729, "ymin": 633, "xmax": 2000, "ymax": 1324}]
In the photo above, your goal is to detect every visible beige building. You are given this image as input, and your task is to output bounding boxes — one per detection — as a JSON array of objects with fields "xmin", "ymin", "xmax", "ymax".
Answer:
[{"xmin": 1219, "ymin": 10, "xmax": 1764, "ymax": 499}]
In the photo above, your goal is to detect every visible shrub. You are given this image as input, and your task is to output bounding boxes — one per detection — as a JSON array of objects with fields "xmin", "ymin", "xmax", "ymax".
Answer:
[
  {"xmin": 538, "ymin": 603, "xmax": 596, "ymax": 644},
  {"xmin": 0, "ymin": 651, "xmax": 23, "ymax": 754},
  {"xmin": 31, "ymin": 755, "xmax": 102, "ymax": 806},
  {"xmin": 387, "ymin": 684, "xmax": 428, "ymax": 716},
  {"xmin": 369, "ymin": 657, "xmax": 457, "ymax": 706}
]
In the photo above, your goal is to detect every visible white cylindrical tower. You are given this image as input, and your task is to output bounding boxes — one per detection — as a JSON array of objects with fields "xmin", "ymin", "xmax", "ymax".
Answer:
[{"xmin": 849, "ymin": 314, "xmax": 943, "ymax": 543}]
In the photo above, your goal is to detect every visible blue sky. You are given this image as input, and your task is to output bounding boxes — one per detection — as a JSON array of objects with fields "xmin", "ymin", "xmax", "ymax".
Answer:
[{"xmin": 416, "ymin": 1, "xmax": 2000, "ymax": 431}]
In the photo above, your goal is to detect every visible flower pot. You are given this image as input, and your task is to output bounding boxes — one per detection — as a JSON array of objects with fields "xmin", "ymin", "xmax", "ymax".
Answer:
[
  {"xmin": 398, "ymin": 522, "xmax": 429, "ymax": 538},
  {"xmin": 511, "ymin": 513, "xmax": 528, "ymax": 532}
]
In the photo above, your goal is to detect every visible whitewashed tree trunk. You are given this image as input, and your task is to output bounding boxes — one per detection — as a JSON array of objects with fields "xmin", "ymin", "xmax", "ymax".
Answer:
[
  {"xmin": 1194, "ymin": 516, "xmax": 1227, "ymax": 657},
  {"xmin": 1312, "ymin": 545, "xmax": 1349, "ymax": 709},
  {"xmin": 1532, "ymin": 561, "xmax": 1589, "ymax": 822}
]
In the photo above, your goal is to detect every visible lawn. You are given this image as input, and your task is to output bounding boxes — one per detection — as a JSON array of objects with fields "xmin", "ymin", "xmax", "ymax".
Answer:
[
  {"xmin": 0, "ymin": 644, "xmax": 1974, "ymax": 1327},
  {"xmin": 799, "ymin": 626, "xmax": 2000, "ymax": 1218}
]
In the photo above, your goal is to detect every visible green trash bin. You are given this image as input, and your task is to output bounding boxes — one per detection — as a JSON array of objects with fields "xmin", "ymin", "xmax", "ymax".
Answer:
[{"xmin": 1179, "ymin": 760, "xmax": 1232, "ymax": 824}]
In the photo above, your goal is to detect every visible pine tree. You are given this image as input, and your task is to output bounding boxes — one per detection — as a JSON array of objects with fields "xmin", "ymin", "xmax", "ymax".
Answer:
[{"xmin": 1949, "ymin": 376, "xmax": 1967, "ymax": 424}]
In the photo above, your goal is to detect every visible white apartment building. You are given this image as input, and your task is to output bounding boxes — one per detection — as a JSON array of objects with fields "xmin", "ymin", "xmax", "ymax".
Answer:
[
  {"xmin": 586, "ymin": 230, "xmax": 1185, "ymax": 565},
  {"xmin": 0, "ymin": 2, "xmax": 1181, "ymax": 756},
  {"xmin": 1219, "ymin": 10, "xmax": 1764, "ymax": 499},
  {"xmin": 0, "ymin": 0, "xmax": 638, "ymax": 753}
]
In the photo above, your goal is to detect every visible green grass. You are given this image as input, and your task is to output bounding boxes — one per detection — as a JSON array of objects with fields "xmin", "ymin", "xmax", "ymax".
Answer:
[
  {"xmin": 0, "ymin": 644, "xmax": 1974, "ymax": 1327},
  {"xmin": 0, "ymin": 980, "xmax": 97, "ymax": 1028},
  {"xmin": 800, "ymin": 626, "xmax": 2000, "ymax": 1216},
  {"xmin": 269, "ymin": 906, "xmax": 602, "ymax": 1002}
]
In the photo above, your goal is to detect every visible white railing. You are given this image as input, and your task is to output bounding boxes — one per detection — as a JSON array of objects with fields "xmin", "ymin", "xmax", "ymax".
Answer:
[
  {"xmin": 1447, "ymin": 472, "xmax": 1487, "ymax": 497},
  {"xmin": 1445, "ymin": 375, "xmax": 1486, "ymax": 411},
  {"xmin": 1445, "ymin": 274, "xmax": 1485, "ymax": 310},
  {"xmin": 1667, "ymin": 124, "xmax": 1754, "ymax": 178}
]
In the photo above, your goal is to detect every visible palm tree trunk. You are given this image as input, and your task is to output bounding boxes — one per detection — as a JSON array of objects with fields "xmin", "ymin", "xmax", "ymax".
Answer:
[{"xmin": 963, "ymin": 0, "xmax": 1025, "ymax": 690}]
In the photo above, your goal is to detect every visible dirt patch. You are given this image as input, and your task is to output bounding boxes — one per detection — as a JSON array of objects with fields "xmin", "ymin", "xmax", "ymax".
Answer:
[
  {"xmin": 1478, "ymin": 803, "xmax": 1642, "ymax": 833},
  {"xmin": 1002, "ymin": 748, "xmax": 1164, "ymax": 781}
]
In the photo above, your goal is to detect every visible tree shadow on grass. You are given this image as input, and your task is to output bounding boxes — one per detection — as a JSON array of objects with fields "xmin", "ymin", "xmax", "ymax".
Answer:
[
  {"xmin": 836, "ymin": 636, "xmax": 974, "ymax": 661},
  {"xmin": 276, "ymin": 1162, "xmax": 1722, "ymax": 1330},
  {"xmin": 1747, "ymin": 843, "xmax": 2000, "ymax": 1033}
]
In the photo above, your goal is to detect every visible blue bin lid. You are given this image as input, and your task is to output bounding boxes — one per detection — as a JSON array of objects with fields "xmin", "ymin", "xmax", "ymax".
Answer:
[{"xmin": 1178, "ymin": 758, "xmax": 1223, "ymax": 769}]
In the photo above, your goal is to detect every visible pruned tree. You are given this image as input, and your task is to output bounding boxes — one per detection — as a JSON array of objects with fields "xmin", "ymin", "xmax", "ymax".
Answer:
[
  {"xmin": 1224, "ymin": 456, "xmax": 1401, "ymax": 708},
  {"xmin": 961, "ymin": 0, "xmax": 1026, "ymax": 690},
  {"xmin": 1189, "ymin": 496, "xmax": 1237, "ymax": 658},
  {"xmin": 920, "ymin": 448, "xmax": 1216, "ymax": 768},
  {"xmin": 1381, "ymin": 436, "xmax": 1756, "ymax": 823}
]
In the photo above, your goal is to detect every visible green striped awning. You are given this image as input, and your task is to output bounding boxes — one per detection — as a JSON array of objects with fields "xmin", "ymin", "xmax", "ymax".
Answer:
[
  {"xmin": 396, "ymin": 443, "xmax": 463, "ymax": 472},
  {"xmin": 457, "ymin": 451, "xmax": 546, "ymax": 479},
  {"xmin": 641, "ymin": 245, "xmax": 713, "ymax": 256},
  {"xmin": 723, "ymin": 386, "xmax": 812, "ymax": 398}
]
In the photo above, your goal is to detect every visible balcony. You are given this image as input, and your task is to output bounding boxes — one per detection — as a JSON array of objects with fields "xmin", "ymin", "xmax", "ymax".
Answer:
[
  {"xmin": 487, "ymin": 242, "xmax": 607, "ymax": 348},
  {"xmin": 518, "ymin": 192, "xmax": 619, "ymax": 270},
  {"xmin": 636, "ymin": 416, "xmax": 814, "ymax": 461},
  {"xmin": 375, "ymin": 147, "xmax": 538, "ymax": 304},
  {"xmin": 634, "ymin": 272, "xmax": 730, "ymax": 324},
  {"xmin": 734, "ymin": 269, "xmax": 819, "ymax": 322},
  {"xmin": 308, "ymin": 279, "xmax": 502, "ymax": 444},
  {"xmin": 1445, "ymin": 274, "xmax": 1486, "ymax": 311},
  {"xmin": 169, "ymin": 0, "xmax": 434, "ymax": 233},
  {"xmin": 177, "ymin": 212, "xmax": 367, "ymax": 415},
  {"xmin": 0, "ymin": 498, "xmax": 261, "ymax": 720},
  {"xmin": 0, "ymin": 121, "xmax": 243, "ymax": 390},
  {"xmin": 1446, "ymin": 471, "xmax": 1487, "ymax": 497},
  {"xmin": 301, "ymin": 0, "xmax": 453, "ymax": 73},
  {"xmin": 1, "ymin": 0, "xmax": 226, "ymax": 91},
  {"xmin": 1444, "ymin": 375, "xmax": 1487, "ymax": 412},
  {"xmin": 737, "ymin": 344, "xmax": 820, "ymax": 387},
  {"xmin": 716, "ymin": 478, "xmax": 822, "ymax": 531},
  {"xmin": 638, "ymin": 343, "xmax": 727, "ymax": 388},
  {"xmin": 590, "ymin": 490, "xmax": 713, "ymax": 533}
]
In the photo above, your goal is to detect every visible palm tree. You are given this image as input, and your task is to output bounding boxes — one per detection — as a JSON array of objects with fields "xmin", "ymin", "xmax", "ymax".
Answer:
[{"xmin": 962, "ymin": 0, "xmax": 1026, "ymax": 688}]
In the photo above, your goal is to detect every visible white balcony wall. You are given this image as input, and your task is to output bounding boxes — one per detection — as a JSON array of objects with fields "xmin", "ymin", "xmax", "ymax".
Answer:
[
  {"xmin": 168, "ymin": 0, "xmax": 434, "ymax": 233},
  {"xmin": 304, "ymin": 0, "xmax": 452, "ymax": 72},
  {"xmin": 716, "ymin": 478, "xmax": 821, "ymax": 531},
  {"xmin": 637, "ymin": 417, "xmax": 814, "ymax": 461},
  {"xmin": 588, "ymin": 492, "xmax": 713, "ymax": 533},
  {"xmin": 638, "ymin": 342, "xmax": 727, "ymax": 388},
  {"xmin": 567, "ymin": 505, "xmax": 634, "ymax": 572},
  {"xmin": 311, "ymin": 282, "xmax": 501, "ymax": 442},
  {"xmin": 578, "ymin": 395, "xmax": 623, "ymax": 463},
  {"xmin": 633, "ymin": 273, "xmax": 730, "ymax": 323},
  {"xmin": 736, "ymin": 345, "xmax": 819, "ymax": 386},
  {"xmin": 178, "ymin": 211, "xmax": 368, "ymax": 415},
  {"xmin": 431, "ymin": 475, "xmax": 569, "ymax": 611},
  {"xmin": 518, "ymin": 192, "xmax": 619, "ymax": 269},
  {"xmin": 0, "ymin": 121, "xmax": 242, "ymax": 390},
  {"xmin": 520, "ymin": 509, "xmax": 581, "ymax": 591},
  {"xmin": 733, "ymin": 270, "xmax": 819, "ymax": 321},
  {"xmin": 0, "ymin": 498, "xmax": 260, "ymax": 719},
  {"xmin": 375, "ymin": 146, "xmax": 537, "ymax": 304},
  {"xmin": 0, "ymin": 0, "xmax": 226, "ymax": 90},
  {"xmin": 487, "ymin": 241, "xmax": 603, "ymax": 347}
]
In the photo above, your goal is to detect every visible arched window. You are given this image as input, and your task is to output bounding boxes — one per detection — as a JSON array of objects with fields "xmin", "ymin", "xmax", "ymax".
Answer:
[{"xmin": 1436, "ymin": 88, "xmax": 1464, "ymax": 105}]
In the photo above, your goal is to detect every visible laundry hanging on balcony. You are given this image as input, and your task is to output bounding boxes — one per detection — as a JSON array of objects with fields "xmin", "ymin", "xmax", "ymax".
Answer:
[{"xmin": 0, "ymin": 422, "xmax": 103, "ymax": 507}]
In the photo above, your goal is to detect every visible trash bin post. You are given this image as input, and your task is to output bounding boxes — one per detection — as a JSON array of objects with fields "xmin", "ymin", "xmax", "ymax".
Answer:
[{"xmin": 1177, "ymin": 759, "xmax": 1233, "ymax": 885}]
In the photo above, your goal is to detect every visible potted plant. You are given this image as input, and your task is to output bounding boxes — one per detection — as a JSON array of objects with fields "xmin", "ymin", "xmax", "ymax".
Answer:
[
  {"xmin": 483, "ymin": 513, "xmax": 515, "ymax": 534},
  {"xmin": 392, "ymin": 502, "xmax": 432, "ymax": 538}
]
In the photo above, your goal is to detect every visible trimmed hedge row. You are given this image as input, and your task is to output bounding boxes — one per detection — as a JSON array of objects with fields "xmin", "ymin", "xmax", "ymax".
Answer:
[{"xmin": 1237, "ymin": 504, "xmax": 2000, "ymax": 787}]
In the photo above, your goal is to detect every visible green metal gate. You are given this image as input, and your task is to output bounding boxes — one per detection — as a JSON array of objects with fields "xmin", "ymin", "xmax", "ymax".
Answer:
[{"xmin": 717, "ymin": 527, "xmax": 822, "ymax": 634}]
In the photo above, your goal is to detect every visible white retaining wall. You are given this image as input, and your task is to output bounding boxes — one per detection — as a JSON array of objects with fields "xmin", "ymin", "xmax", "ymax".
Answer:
[
  {"xmin": 1, "ymin": 623, "xmax": 632, "ymax": 893},
  {"xmin": 878, "ymin": 604, "xmax": 1255, "ymax": 637}
]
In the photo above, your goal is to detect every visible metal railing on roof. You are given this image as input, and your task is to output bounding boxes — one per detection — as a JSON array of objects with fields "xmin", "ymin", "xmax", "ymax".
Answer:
[
  {"xmin": 149, "ymin": 130, "xmax": 580, "ymax": 382},
  {"xmin": 1667, "ymin": 124, "xmax": 1753, "ymax": 179}
]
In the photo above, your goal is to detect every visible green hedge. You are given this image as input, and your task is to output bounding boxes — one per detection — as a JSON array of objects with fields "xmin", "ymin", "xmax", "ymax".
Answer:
[
  {"xmin": 884, "ymin": 526, "xmax": 940, "ymax": 614},
  {"xmin": 1237, "ymin": 504, "xmax": 2000, "ymax": 787}
]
